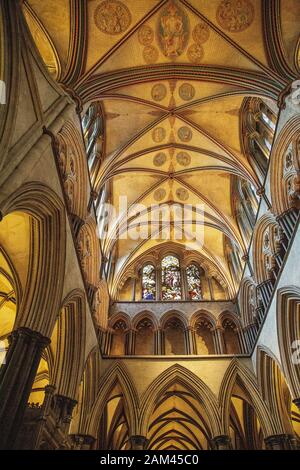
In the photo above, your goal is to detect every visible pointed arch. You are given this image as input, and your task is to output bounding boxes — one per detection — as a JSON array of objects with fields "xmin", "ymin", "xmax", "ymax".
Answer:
[
  {"xmin": 139, "ymin": 364, "xmax": 222, "ymax": 438},
  {"xmin": 277, "ymin": 286, "xmax": 300, "ymax": 398},
  {"xmin": 219, "ymin": 359, "xmax": 279, "ymax": 437},
  {"xmin": 50, "ymin": 289, "xmax": 86, "ymax": 400},
  {"xmin": 86, "ymin": 361, "xmax": 139, "ymax": 439},
  {"xmin": 256, "ymin": 346, "xmax": 295, "ymax": 435},
  {"xmin": 0, "ymin": 182, "xmax": 66, "ymax": 337}
]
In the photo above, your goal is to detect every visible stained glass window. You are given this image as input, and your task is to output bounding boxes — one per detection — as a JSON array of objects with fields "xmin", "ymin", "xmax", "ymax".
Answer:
[
  {"xmin": 142, "ymin": 264, "xmax": 156, "ymax": 300},
  {"xmin": 161, "ymin": 255, "xmax": 182, "ymax": 300},
  {"xmin": 186, "ymin": 264, "xmax": 202, "ymax": 300}
]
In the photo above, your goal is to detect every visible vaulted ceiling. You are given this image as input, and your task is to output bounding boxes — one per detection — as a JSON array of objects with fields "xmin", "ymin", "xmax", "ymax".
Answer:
[{"xmin": 22, "ymin": 0, "xmax": 300, "ymax": 296}]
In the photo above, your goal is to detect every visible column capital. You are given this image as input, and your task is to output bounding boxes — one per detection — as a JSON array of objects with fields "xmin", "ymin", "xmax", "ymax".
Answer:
[
  {"xmin": 9, "ymin": 327, "xmax": 51, "ymax": 349},
  {"xmin": 129, "ymin": 435, "xmax": 148, "ymax": 450},
  {"xmin": 264, "ymin": 433, "xmax": 299, "ymax": 450},
  {"xmin": 210, "ymin": 435, "xmax": 232, "ymax": 450}
]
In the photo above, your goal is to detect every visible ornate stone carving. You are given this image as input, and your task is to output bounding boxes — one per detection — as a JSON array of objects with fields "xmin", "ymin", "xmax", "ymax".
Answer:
[{"xmin": 94, "ymin": 1, "xmax": 131, "ymax": 35}]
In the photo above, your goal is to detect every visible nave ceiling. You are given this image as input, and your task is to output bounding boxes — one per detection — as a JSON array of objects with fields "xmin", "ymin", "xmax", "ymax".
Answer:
[{"xmin": 21, "ymin": 0, "xmax": 300, "ymax": 296}]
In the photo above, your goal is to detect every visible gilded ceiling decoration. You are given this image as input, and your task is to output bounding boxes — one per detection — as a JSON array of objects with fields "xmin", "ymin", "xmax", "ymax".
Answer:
[
  {"xmin": 177, "ymin": 126, "xmax": 193, "ymax": 142},
  {"xmin": 94, "ymin": 0, "xmax": 132, "ymax": 35},
  {"xmin": 176, "ymin": 187, "xmax": 189, "ymax": 201},
  {"xmin": 153, "ymin": 152, "xmax": 167, "ymax": 167},
  {"xmin": 151, "ymin": 83, "xmax": 167, "ymax": 101},
  {"xmin": 178, "ymin": 83, "xmax": 195, "ymax": 101},
  {"xmin": 176, "ymin": 152, "xmax": 191, "ymax": 166},
  {"xmin": 157, "ymin": 1, "xmax": 190, "ymax": 58},
  {"xmin": 216, "ymin": 0, "xmax": 255, "ymax": 33},
  {"xmin": 22, "ymin": 0, "xmax": 300, "ymax": 298}
]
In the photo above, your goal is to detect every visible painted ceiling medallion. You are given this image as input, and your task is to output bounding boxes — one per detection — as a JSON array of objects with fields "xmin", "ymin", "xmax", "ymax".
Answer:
[
  {"xmin": 154, "ymin": 188, "xmax": 167, "ymax": 201},
  {"xmin": 153, "ymin": 152, "xmax": 167, "ymax": 166},
  {"xmin": 152, "ymin": 127, "xmax": 166, "ymax": 143},
  {"xmin": 216, "ymin": 0, "xmax": 254, "ymax": 33},
  {"xmin": 178, "ymin": 126, "xmax": 193, "ymax": 142},
  {"xmin": 157, "ymin": 1, "xmax": 190, "ymax": 59},
  {"xmin": 94, "ymin": 0, "xmax": 131, "ymax": 35},
  {"xmin": 176, "ymin": 152, "xmax": 191, "ymax": 166},
  {"xmin": 138, "ymin": 24, "xmax": 154, "ymax": 45},
  {"xmin": 179, "ymin": 83, "xmax": 195, "ymax": 101},
  {"xmin": 192, "ymin": 22, "xmax": 210, "ymax": 44},
  {"xmin": 176, "ymin": 187, "xmax": 189, "ymax": 201},
  {"xmin": 187, "ymin": 43, "xmax": 204, "ymax": 63},
  {"xmin": 143, "ymin": 45, "xmax": 159, "ymax": 64},
  {"xmin": 151, "ymin": 83, "xmax": 167, "ymax": 101}
]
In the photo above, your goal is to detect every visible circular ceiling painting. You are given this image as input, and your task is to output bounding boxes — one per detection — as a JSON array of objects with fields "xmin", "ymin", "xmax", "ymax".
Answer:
[
  {"xmin": 153, "ymin": 152, "xmax": 167, "ymax": 166},
  {"xmin": 94, "ymin": 1, "xmax": 131, "ymax": 35},
  {"xmin": 176, "ymin": 187, "xmax": 189, "ymax": 201},
  {"xmin": 157, "ymin": 1, "xmax": 190, "ymax": 58},
  {"xmin": 143, "ymin": 45, "xmax": 159, "ymax": 64},
  {"xmin": 179, "ymin": 83, "xmax": 195, "ymax": 101},
  {"xmin": 138, "ymin": 25, "xmax": 154, "ymax": 45},
  {"xmin": 193, "ymin": 22, "xmax": 210, "ymax": 44},
  {"xmin": 154, "ymin": 188, "xmax": 166, "ymax": 201},
  {"xmin": 151, "ymin": 83, "xmax": 167, "ymax": 102},
  {"xmin": 178, "ymin": 126, "xmax": 193, "ymax": 142},
  {"xmin": 187, "ymin": 43, "xmax": 204, "ymax": 63},
  {"xmin": 216, "ymin": 0, "xmax": 254, "ymax": 33},
  {"xmin": 152, "ymin": 127, "xmax": 166, "ymax": 143},
  {"xmin": 176, "ymin": 152, "xmax": 191, "ymax": 166}
]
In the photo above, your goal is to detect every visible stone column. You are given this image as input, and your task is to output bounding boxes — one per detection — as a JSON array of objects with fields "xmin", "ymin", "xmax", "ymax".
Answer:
[
  {"xmin": 131, "ymin": 277, "xmax": 137, "ymax": 302},
  {"xmin": 34, "ymin": 384, "xmax": 56, "ymax": 449},
  {"xmin": 211, "ymin": 435, "xmax": 232, "ymax": 450},
  {"xmin": 181, "ymin": 266, "xmax": 188, "ymax": 300},
  {"xmin": 127, "ymin": 329, "xmax": 136, "ymax": 355},
  {"xmin": 129, "ymin": 435, "xmax": 148, "ymax": 450},
  {"xmin": 212, "ymin": 326, "xmax": 225, "ymax": 354},
  {"xmin": 154, "ymin": 328, "xmax": 163, "ymax": 355},
  {"xmin": 0, "ymin": 327, "xmax": 50, "ymax": 449},
  {"xmin": 184, "ymin": 327, "xmax": 194, "ymax": 355},
  {"xmin": 208, "ymin": 277, "xmax": 214, "ymax": 300},
  {"xmin": 71, "ymin": 434, "xmax": 95, "ymax": 450},
  {"xmin": 156, "ymin": 267, "xmax": 161, "ymax": 300},
  {"xmin": 264, "ymin": 434, "xmax": 299, "ymax": 450}
]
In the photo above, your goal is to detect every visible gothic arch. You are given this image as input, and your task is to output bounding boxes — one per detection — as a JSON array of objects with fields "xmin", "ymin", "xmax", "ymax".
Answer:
[
  {"xmin": 57, "ymin": 120, "xmax": 89, "ymax": 221},
  {"xmin": 219, "ymin": 359, "xmax": 280, "ymax": 438},
  {"xmin": 86, "ymin": 361, "xmax": 139, "ymax": 439},
  {"xmin": 277, "ymin": 286, "xmax": 300, "ymax": 398},
  {"xmin": 256, "ymin": 346, "xmax": 295, "ymax": 436},
  {"xmin": 78, "ymin": 216, "xmax": 101, "ymax": 292},
  {"xmin": 50, "ymin": 289, "xmax": 86, "ymax": 400},
  {"xmin": 139, "ymin": 364, "xmax": 222, "ymax": 439},
  {"xmin": 0, "ymin": 182, "xmax": 66, "ymax": 337},
  {"xmin": 270, "ymin": 115, "xmax": 300, "ymax": 216},
  {"xmin": 252, "ymin": 212, "xmax": 282, "ymax": 285}
]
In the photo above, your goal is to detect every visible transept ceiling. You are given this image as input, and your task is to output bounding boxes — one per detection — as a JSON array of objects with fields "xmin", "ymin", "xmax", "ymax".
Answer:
[{"xmin": 21, "ymin": 0, "xmax": 300, "ymax": 296}]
